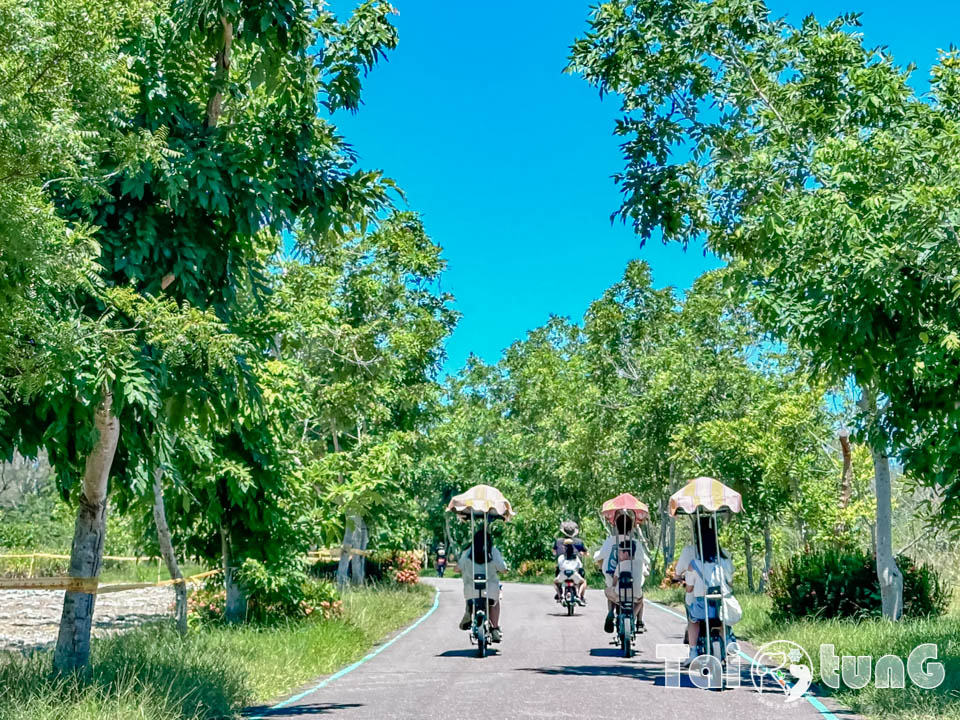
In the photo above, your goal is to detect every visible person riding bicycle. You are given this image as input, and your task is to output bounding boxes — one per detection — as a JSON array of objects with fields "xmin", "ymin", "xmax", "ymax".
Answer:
[
  {"xmin": 458, "ymin": 528, "xmax": 508, "ymax": 643},
  {"xmin": 554, "ymin": 538, "xmax": 587, "ymax": 605},
  {"xmin": 594, "ymin": 511, "xmax": 649, "ymax": 633}
]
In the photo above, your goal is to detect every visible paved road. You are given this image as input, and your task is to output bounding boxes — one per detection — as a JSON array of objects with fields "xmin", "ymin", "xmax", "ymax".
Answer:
[{"xmin": 249, "ymin": 578, "xmax": 855, "ymax": 720}]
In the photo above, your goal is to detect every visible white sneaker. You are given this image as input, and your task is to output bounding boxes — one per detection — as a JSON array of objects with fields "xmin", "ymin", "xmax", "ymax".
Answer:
[{"xmin": 681, "ymin": 647, "xmax": 697, "ymax": 666}]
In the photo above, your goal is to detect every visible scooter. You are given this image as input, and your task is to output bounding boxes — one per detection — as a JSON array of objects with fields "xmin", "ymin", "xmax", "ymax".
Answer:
[
  {"xmin": 436, "ymin": 552, "xmax": 447, "ymax": 578},
  {"xmin": 468, "ymin": 572, "xmax": 493, "ymax": 657},
  {"xmin": 693, "ymin": 588, "xmax": 738, "ymax": 662},
  {"xmin": 613, "ymin": 570, "xmax": 637, "ymax": 658},
  {"xmin": 560, "ymin": 569, "xmax": 578, "ymax": 616}
]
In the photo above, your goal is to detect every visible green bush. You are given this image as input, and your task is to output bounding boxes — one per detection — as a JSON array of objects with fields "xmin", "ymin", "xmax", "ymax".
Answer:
[
  {"xmin": 237, "ymin": 558, "xmax": 346, "ymax": 622},
  {"xmin": 769, "ymin": 548, "xmax": 949, "ymax": 620}
]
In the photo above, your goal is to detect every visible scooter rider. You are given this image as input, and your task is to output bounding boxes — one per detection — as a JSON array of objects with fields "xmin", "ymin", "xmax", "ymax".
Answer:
[
  {"xmin": 554, "ymin": 538, "xmax": 587, "ymax": 605},
  {"xmin": 594, "ymin": 511, "xmax": 649, "ymax": 634},
  {"xmin": 458, "ymin": 528, "xmax": 508, "ymax": 643},
  {"xmin": 553, "ymin": 520, "xmax": 588, "ymax": 601},
  {"xmin": 435, "ymin": 543, "xmax": 447, "ymax": 578}
]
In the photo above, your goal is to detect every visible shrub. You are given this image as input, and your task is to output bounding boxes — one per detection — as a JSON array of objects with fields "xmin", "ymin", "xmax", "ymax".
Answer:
[
  {"xmin": 188, "ymin": 585, "xmax": 226, "ymax": 623},
  {"xmin": 387, "ymin": 550, "xmax": 422, "ymax": 585},
  {"xmin": 769, "ymin": 548, "xmax": 949, "ymax": 621}
]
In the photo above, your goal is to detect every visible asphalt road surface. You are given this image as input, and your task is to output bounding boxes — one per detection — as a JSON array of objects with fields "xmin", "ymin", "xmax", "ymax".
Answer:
[{"xmin": 248, "ymin": 578, "xmax": 856, "ymax": 720}]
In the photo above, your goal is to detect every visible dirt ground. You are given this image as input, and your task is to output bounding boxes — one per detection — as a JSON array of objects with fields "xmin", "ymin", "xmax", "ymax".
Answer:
[{"xmin": 0, "ymin": 586, "xmax": 176, "ymax": 654}]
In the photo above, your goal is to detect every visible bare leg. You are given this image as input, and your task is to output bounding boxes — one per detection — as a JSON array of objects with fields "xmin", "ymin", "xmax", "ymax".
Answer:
[
  {"xmin": 578, "ymin": 580, "xmax": 587, "ymax": 601},
  {"xmin": 687, "ymin": 620, "xmax": 700, "ymax": 649},
  {"xmin": 490, "ymin": 600, "xmax": 501, "ymax": 628},
  {"xmin": 554, "ymin": 579, "xmax": 562, "ymax": 599}
]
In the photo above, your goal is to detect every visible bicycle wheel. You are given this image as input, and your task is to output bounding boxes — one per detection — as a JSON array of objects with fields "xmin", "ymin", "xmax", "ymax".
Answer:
[{"xmin": 476, "ymin": 626, "xmax": 487, "ymax": 658}]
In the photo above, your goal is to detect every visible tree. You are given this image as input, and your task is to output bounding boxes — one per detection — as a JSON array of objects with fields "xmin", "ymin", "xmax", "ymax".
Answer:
[
  {"xmin": 281, "ymin": 212, "xmax": 456, "ymax": 584},
  {"xmin": 567, "ymin": 0, "xmax": 960, "ymax": 618},
  {"xmin": 21, "ymin": 0, "xmax": 403, "ymax": 668}
]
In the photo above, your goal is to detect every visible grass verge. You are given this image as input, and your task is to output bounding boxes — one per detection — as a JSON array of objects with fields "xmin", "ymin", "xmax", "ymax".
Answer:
[
  {"xmin": 0, "ymin": 583, "xmax": 433, "ymax": 720},
  {"xmin": 734, "ymin": 594, "xmax": 960, "ymax": 720},
  {"xmin": 646, "ymin": 585, "xmax": 960, "ymax": 720}
]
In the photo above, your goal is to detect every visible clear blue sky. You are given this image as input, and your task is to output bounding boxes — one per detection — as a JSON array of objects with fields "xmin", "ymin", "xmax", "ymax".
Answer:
[{"xmin": 331, "ymin": 1, "xmax": 960, "ymax": 375}]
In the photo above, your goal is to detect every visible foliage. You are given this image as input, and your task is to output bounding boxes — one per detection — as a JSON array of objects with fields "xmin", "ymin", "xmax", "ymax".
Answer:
[
  {"xmin": 236, "ymin": 558, "xmax": 345, "ymax": 621},
  {"xmin": 769, "ymin": 548, "xmax": 950, "ymax": 621},
  {"xmin": 568, "ymin": 0, "xmax": 960, "ymax": 531}
]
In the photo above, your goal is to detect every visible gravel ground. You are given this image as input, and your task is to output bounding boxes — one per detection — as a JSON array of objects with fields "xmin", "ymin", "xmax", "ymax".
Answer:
[{"xmin": 0, "ymin": 586, "xmax": 176, "ymax": 654}]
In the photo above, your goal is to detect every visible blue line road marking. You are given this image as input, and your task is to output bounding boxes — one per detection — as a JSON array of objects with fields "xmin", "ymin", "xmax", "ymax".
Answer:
[
  {"xmin": 247, "ymin": 586, "xmax": 441, "ymax": 720},
  {"xmin": 646, "ymin": 599, "xmax": 840, "ymax": 720}
]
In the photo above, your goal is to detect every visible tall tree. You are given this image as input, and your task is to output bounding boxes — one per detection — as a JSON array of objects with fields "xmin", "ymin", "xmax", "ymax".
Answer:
[{"xmin": 567, "ymin": 0, "xmax": 960, "ymax": 617}]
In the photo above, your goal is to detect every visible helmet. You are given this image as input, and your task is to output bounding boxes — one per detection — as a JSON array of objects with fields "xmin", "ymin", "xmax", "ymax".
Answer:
[{"xmin": 560, "ymin": 520, "xmax": 579, "ymax": 538}]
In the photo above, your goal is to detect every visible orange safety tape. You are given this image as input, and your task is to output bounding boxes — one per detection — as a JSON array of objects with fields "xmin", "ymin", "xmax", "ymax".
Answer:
[
  {"xmin": 0, "ymin": 568, "xmax": 221, "ymax": 594},
  {"xmin": 0, "ymin": 553, "xmax": 159, "ymax": 562}
]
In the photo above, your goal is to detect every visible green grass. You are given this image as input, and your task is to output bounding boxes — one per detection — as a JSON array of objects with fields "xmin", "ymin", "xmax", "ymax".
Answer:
[
  {"xmin": 644, "ymin": 584, "xmax": 960, "ymax": 720},
  {"xmin": 0, "ymin": 583, "xmax": 434, "ymax": 720},
  {"xmin": 727, "ymin": 593, "xmax": 960, "ymax": 720}
]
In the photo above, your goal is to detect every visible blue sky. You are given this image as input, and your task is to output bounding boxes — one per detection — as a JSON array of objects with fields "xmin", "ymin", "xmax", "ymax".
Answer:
[{"xmin": 330, "ymin": 1, "xmax": 960, "ymax": 375}]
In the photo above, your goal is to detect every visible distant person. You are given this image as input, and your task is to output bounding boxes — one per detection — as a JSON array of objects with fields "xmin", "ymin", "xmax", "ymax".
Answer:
[
  {"xmin": 435, "ymin": 544, "xmax": 447, "ymax": 578},
  {"xmin": 553, "ymin": 520, "xmax": 587, "ymax": 600},
  {"xmin": 554, "ymin": 538, "xmax": 587, "ymax": 605}
]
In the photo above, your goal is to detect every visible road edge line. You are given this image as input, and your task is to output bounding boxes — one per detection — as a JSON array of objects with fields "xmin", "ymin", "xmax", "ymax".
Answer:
[
  {"xmin": 248, "ymin": 585, "xmax": 441, "ymax": 719},
  {"xmin": 646, "ymin": 599, "xmax": 840, "ymax": 720}
]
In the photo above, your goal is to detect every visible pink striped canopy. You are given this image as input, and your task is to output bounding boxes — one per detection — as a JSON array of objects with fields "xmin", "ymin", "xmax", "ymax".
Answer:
[
  {"xmin": 668, "ymin": 477, "xmax": 743, "ymax": 516},
  {"xmin": 601, "ymin": 493, "xmax": 650, "ymax": 525}
]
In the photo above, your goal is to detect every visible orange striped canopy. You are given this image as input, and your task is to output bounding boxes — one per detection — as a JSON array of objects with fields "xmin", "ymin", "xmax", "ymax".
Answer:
[
  {"xmin": 668, "ymin": 476, "xmax": 743, "ymax": 516},
  {"xmin": 601, "ymin": 493, "xmax": 650, "ymax": 525}
]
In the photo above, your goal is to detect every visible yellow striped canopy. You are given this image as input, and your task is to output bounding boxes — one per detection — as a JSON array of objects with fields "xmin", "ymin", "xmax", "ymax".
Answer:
[
  {"xmin": 668, "ymin": 477, "xmax": 743, "ymax": 516},
  {"xmin": 446, "ymin": 484, "xmax": 515, "ymax": 520}
]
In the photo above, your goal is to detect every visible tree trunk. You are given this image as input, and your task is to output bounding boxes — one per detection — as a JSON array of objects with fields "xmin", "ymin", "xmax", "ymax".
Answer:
[
  {"xmin": 657, "ymin": 499, "xmax": 668, "ymax": 574},
  {"xmin": 152, "ymin": 468, "xmax": 186, "ymax": 636},
  {"xmin": 53, "ymin": 389, "xmax": 120, "ymax": 674},
  {"xmin": 664, "ymin": 511, "xmax": 676, "ymax": 571},
  {"xmin": 204, "ymin": 18, "xmax": 233, "ymax": 128},
  {"xmin": 838, "ymin": 429, "xmax": 854, "ymax": 510},
  {"xmin": 744, "ymin": 534, "xmax": 756, "ymax": 592},
  {"xmin": 859, "ymin": 389, "xmax": 903, "ymax": 620},
  {"xmin": 221, "ymin": 525, "xmax": 246, "ymax": 623},
  {"xmin": 336, "ymin": 516, "xmax": 357, "ymax": 586},
  {"xmin": 350, "ymin": 515, "xmax": 368, "ymax": 585},
  {"xmin": 760, "ymin": 522, "xmax": 773, "ymax": 591},
  {"xmin": 443, "ymin": 510, "xmax": 453, "ymax": 553}
]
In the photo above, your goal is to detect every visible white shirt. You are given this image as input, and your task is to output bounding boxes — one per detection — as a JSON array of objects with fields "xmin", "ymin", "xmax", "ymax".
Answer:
[
  {"xmin": 594, "ymin": 534, "xmax": 649, "ymax": 589},
  {"xmin": 686, "ymin": 554, "xmax": 734, "ymax": 598},
  {"xmin": 458, "ymin": 547, "xmax": 507, "ymax": 599},
  {"xmin": 557, "ymin": 556, "xmax": 583, "ymax": 576},
  {"xmin": 676, "ymin": 544, "xmax": 697, "ymax": 604}
]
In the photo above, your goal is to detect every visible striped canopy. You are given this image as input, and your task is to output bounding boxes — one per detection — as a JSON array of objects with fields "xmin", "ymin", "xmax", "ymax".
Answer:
[
  {"xmin": 446, "ymin": 484, "xmax": 515, "ymax": 520},
  {"xmin": 601, "ymin": 493, "xmax": 650, "ymax": 525},
  {"xmin": 668, "ymin": 476, "xmax": 743, "ymax": 516}
]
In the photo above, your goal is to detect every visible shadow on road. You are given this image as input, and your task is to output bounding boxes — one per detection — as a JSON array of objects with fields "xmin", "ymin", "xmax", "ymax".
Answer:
[
  {"xmin": 243, "ymin": 703, "xmax": 363, "ymax": 716},
  {"xmin": 436, "ymin": 648, "xmax": 501, "ymax": 658}
]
